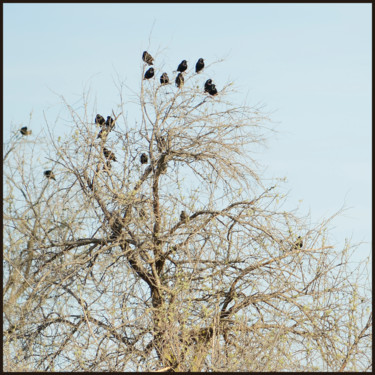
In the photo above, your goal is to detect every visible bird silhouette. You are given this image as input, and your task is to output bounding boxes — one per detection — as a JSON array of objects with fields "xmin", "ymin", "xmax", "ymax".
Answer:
[
  {"xmin": 144, "ymin": 67, "xmax": 155, "ymax": 80},
  {"xmin": 204, "ymin": 79, "xmax": 213, "ymax": 93},
  {"xmin": 20, "ymin": 126, "xmax": 32, "ymax": 136},
  {"xmin": 208, "ymin": 84, "xmax": 218, "ymax": 96},
  {"xmin": 105, "ymin": 116, "xmax": 115, "ymax": 130},
  {"xmin": 97, "ymin": 116, "xmax": 115, "ymax": 139},
  {"xmin": 177, "ymin": 60, "xmax": 188, "ymax": 73},
  {"xmin": 103, "ymin": 148, "xmax": 117, "ymax": 162},
  {"xmin": 293, "ymin": 236, "xmax": 303, "ymax": 250},
  {"xmin": 175, "ymin": 72, "xmax": 184, "ymax": 88},
  {"xmin": 97, "ymin": 128, "xmax": 108, "ymax": 139},
  {"xmin": 195, "ymin": 58, "xmax": 204, "ymax": 73},
  {"xmin": 160, "ymin": 72, "xmax": 169, "ymax": 85},
  {"xmin": 44, "ymin": 170, "xmax": 56, "ymax": 181},
  {"xmin": 140, "ymin": 153, "xmax": 148, "ymax": 164},
  {"xmin": 142, "ymin": 51, "xmax": 154, "ymax": 65},
  {"xmin": 180, "ymin": 210, "xmax": 188, "ymax": 222},
  {"xmin": 95, "ymin": 114, "xmax": 105, "ymax": 126}
]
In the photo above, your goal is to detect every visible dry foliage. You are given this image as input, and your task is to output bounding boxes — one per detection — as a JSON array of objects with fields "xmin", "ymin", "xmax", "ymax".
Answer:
[{"xmin": 3, "ymin": 58, "xmax": 371, "ymax": 372}]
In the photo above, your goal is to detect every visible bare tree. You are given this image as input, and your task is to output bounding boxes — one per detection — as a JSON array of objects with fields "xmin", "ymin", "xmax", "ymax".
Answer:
[{"xmin": 3, "ymin": 57, "xmax": 371, "ymax": 372}]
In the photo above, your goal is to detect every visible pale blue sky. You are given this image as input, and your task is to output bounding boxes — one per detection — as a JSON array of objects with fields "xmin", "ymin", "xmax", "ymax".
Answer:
[{"xmin": 4, "ymin": 4, "xmax": 371, "ymax": 258}]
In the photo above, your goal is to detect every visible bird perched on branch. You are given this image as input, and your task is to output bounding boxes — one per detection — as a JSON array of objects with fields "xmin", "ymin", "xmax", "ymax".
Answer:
[
  {"xmin": 20, "ymin": 126, "xmax": 32, "ymax": 136},
  {"xmin": 208, "ymin": 84, "xmax": 218, "ymax": 96},
  {"xmin": 140, "ymin": 153, "xmax": 148, "ymax": 164},
  {"xmin": 177, "ymin": 60, "xmax": 188, "ymax": 73},
  {"xmin": 142, "ymin": 51, "xmax": 154, "ymax": 65},
  {"xmin": 44, "ymin": 170, "xmax": 56, "ymax": 181},
  {"xmin": 175, "ymin": 73, "xmax": 184, "ymax": 88},
  {"xmin": 144, "ymin": 67, "xmax": 155, "ymax": 80},
  {"xmin": 105, "ymin": 116, "xmax": 115, "ymax": 130},
  {"xmin": 204, "ymin": 79, "xmax": 213, "ymax": 93},
  {"xmin": 97, "ymin": 116, "xmax": 115, "ymax": 139},
  {"xmin": 293, "ymin": 236, "xmax": 303, "ymax": 250},
  {"xmin": 180, "ymin": 210, "xmax": 188, "ymax": 222},
  {"xmin": 103, "ymin": 148, "xmax": 117, "ymax": 162},
  {"xmin": 95, "ymin": 114, "xmax": 105, "ymax": 126},
  {"xmin": 97, "ymin": 128, "xmax": 107, "ymax": 139},
  {"xmin": 195, "ymin": 58, "xmax": 204, "ymax": 73},
  {"xmin": 160, "ymin": 72, "xmax": 169, "ymax": 85},
  {"xmin": 204, "ymin": 79, "xmax": 218, "ymax": 96}
]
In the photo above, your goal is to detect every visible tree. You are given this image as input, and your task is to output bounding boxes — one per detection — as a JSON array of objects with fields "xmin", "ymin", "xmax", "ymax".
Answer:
[{"xmin": 3, "ymin": 56, "xmax": 371, "ymax": 372}]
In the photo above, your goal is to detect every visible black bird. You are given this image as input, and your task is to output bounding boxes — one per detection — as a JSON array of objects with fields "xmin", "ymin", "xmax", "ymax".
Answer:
[
  {"xmin": 105, "ymin": 116, "xmax": 115, "ymax": 130},
  {"xmin": 140, "ymin": 153, "xmax": 148, "ymax": 164},
  {"xmin": 144, "ymin": 67, "xmax": 155, "ymax": 80},
  {"xmin": 177, "ymin": 60, "xmax": 188, "ymax": 73},
  {"xmin": 95, "ymin": 114, "xmax": 105, "ymax": 126},
  {"xmin": 293, "ymin": 236, "xmax": 303, "ymax": 250},
  {"xmin": 103, "ymin": 148, "xmax": 117, "ymax": 162},
  {"xmin": 160, "ymin": 72, "xmax": 169, "ymax": 85},
  {"xmin": 180, "ymin": 210, "xmax": 188, "ymax": 222},
  {"xmin": 97, "ymin": 116, "xmax": 115, "ymax": 139},
  {"xmin": 195, "ymin": 58, "xmax": 204, "ymax": 73},
  {"xmin": 97, "ymin": 128, "xmax": 108, "ymax": 139},
  {"xmin": 175, "ymin": 73, "xmax": 184, "ymax": 88},
  {"xmin": 142, "ymin": 51, "xmax": 154, "ymax": 65},
  {"xmin": 208, "ymin": 84, "xmax": 218, "ymax": 96},
  {"xmin": 20, "ymin": 126, "xmax": 32, "ymax": 136},
  {"xmin": 44, "ymin": 170, "xmax": 56, "ymax": 181},
  {"xmin": 204, "ymin": 79, "xmax": 213, "ymax": 93}
]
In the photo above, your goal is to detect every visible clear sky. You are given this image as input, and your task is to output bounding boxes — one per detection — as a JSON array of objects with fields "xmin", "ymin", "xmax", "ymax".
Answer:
[{"xmin": 4, "ymin": 4, "xmax": 371, "ymax": 259}]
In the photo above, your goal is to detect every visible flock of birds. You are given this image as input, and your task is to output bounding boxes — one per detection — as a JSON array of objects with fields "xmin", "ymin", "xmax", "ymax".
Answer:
[
  {"xmin": 142, "ymin": 51, "xmax": 218, "ymax": 95},
  {"xmin": 18, "ymin": 51, "xmax": 219, "ymax": 182},
  {"xmin": 18, "ymin": 111, "xmax": 147, "ymax": 182},
  {"xmin": 16, "ymin": 50, "xmax": 304, "ymax": 249}
]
